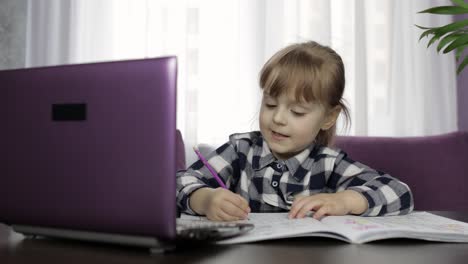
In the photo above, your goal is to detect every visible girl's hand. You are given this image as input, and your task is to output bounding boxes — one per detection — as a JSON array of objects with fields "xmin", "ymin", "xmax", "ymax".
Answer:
[
  {"xmin": 288, "ymin": 190, "xmax": 368, "ymax": 220},
  {"xmin": 190, "ymin": 187, "xmax": 250, "ymax": 221}
]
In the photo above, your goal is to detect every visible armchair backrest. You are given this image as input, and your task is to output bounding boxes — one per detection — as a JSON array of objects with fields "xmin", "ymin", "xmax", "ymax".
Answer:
[
  {"xmin": 177, "ymin": 130, "xmax": 468, "ymax": 210},
  {"xmin": 335, "ymin": 131, "xmax": 468, "ymax": 211}
]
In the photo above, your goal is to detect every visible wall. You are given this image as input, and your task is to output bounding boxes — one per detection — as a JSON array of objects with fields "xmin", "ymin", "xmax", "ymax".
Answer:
[
  {"xmin": 456, "ymin": 14, "xmax": 468, "ymax": 131},
  {"xmin": 459, "ymin": 60, "xmax": 468, "ymax": 131},
  {"xmin": 0, "ymin": 0, "xmax": 27, "ymax": 70}
]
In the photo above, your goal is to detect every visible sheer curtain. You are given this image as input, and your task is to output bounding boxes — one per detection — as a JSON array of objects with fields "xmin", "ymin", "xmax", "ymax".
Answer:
[{"xmin": 26, "ymin": 0, "xmax": 458, "ymax": 162}]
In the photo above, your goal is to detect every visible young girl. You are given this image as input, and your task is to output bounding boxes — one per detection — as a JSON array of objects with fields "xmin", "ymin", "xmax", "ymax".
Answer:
[{"xmin": 176, "ymin": 41, "xmax": 414, "ymax": 221}]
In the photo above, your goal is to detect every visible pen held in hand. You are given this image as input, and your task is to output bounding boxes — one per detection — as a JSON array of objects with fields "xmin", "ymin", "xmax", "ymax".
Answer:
[{"xmin": 193, "ymin": 146, "xmax": 227, "ymax": 189}]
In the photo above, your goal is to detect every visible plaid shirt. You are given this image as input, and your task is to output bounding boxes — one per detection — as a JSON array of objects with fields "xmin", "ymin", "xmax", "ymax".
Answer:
[{"xmin": 176, "ymin": 131, "xmax": 414, "ymax": 216}]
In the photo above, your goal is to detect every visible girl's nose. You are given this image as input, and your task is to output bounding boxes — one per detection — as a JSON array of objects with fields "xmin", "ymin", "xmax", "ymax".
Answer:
[{"xmin": 273, "ymin": 108, "xmax": 287, "ymax": 125}]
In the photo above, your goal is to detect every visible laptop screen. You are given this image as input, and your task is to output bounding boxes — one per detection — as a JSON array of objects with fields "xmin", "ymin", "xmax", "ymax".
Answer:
[{"xmin": 0, "ymin": 57, "xmax": 177, "ymax": 241}]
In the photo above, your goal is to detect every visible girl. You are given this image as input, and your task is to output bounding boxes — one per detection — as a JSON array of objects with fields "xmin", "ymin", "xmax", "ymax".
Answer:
[{"xmin": 176, "ymin": 41, "xmax": 414, "ymax": 221}]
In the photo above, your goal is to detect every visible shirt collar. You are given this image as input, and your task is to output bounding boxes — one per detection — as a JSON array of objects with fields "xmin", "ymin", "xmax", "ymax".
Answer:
[
  {"xmin": 252, "ymin": 137, "xmax": 275, "ymax": 170},
  {"xmin": 252, "ymin": 136, "xmax": 317, "ymax": 182},
  {"xmin": 285, "ymin": 146, "xmax": 315, "ymax": 181}
]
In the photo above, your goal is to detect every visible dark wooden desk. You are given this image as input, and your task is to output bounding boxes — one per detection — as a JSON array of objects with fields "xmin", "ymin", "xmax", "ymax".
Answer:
[{"xmin": 2, "ymin": 211, "xmax": 468, "ymax": 264}]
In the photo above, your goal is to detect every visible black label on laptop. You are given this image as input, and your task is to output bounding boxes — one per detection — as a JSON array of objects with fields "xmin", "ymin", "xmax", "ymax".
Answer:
[{"xmin": 52, "ymin": 103, "xmax": 87, "ymax": 121}]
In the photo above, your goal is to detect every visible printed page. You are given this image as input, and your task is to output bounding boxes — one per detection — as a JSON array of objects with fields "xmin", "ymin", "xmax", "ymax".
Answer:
[
  {"xmin": 321, "ymin": 211, "xmax": 468, "ymax": 243},
  {"xmin": 181, "ymin": 213, "xmax": 341, "ymax": 244}
]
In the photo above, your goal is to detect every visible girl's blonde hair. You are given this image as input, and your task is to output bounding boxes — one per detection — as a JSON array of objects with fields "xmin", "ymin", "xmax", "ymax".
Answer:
[{"xmin": 259, "ymin": 41, "xmax": 350, "ymax": 146}]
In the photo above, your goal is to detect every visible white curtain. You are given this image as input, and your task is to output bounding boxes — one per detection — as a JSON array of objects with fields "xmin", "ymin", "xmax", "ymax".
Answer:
[{"xmin": 25, "ymin": 0, "xmax": 458, "ymax": 162}]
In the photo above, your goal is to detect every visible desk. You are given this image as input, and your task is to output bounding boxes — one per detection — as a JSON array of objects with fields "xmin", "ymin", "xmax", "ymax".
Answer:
[{"xmin": 1, "ymin": 211, "xmax": 468, "ymax": 264}]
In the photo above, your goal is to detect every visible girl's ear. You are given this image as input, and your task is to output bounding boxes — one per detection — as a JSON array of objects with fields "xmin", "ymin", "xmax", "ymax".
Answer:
[{"xmin": 321, "ymin": 106, "xmax": 341, "ymax": 130}]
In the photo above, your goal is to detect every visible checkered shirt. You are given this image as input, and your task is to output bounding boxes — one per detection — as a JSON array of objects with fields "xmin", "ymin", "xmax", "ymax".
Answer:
[{"xmin": 176, "ymin": 131, "xmax": 414, "ymax": 216}]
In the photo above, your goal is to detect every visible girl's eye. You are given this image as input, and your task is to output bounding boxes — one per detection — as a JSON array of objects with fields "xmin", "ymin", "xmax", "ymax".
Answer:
[
  {"xmin": 265, "ymin": 103, "xmax": 276, "ymax": 108},
  {"xmin": 292, "ymin": 111, "xmax": 305, "ymax": 117}
]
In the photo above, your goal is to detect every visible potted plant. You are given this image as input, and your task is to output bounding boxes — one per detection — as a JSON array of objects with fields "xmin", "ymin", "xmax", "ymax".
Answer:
[{"xmin": 416, "ymin": 0, "xmax": 468, "ymax": 74}]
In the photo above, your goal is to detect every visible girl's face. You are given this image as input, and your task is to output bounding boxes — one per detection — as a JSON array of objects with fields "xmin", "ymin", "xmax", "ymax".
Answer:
[{"xmin": 259, "ymin": 92, "xmax": 337, "ymax": 160}]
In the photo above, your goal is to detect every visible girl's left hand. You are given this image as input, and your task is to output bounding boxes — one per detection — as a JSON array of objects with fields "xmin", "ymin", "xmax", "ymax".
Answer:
[{"xmin": 288, "ymin": 190, "xmax": 368, "ymax": 220}]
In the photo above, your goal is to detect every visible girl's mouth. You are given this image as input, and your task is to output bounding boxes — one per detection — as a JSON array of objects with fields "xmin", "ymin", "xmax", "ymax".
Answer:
[{"xmin": 271, "ymin": 130, "xmax": 289, "ymax": 139}]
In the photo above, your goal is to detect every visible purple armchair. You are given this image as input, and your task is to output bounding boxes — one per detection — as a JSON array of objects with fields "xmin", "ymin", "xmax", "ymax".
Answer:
[
  {"xmin": 176, "ymin": 130, "xmax": 468, "ymax": 211},
  {"xmin": 335, "ymin": 131, "xmax": 468, "ymax": 211}
]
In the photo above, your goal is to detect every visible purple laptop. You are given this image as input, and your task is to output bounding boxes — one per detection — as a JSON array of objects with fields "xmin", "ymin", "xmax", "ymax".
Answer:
[
  {"xmin": 0, "ymin": 57, "xmax": 252, "ymax": 252},
  {"xmin": 1, "ymin": 57, "xmax": 178, "ymax": 251}
]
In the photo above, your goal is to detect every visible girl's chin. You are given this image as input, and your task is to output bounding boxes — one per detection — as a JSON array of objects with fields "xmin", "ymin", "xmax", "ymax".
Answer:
[
  {"xmin": 272, "ymin": 151, "xmax": 293, "ymax": 160},
  {"xmin": 269, "ymin": 145, "xmax": 294, "ymax": 159},
  {"xmin": 270, "ymin": 144, "xmax": 305, "ymax": 159}
]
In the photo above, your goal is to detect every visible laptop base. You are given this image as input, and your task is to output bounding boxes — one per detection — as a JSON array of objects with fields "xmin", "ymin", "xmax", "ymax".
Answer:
[{"xmin": 12, "ymin": 225, "xmax": 175, "ymax": 253}]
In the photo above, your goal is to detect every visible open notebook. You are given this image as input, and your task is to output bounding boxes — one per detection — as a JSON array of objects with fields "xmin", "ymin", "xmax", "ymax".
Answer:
[{"xmin": 181, "ymin": 211, "xmax": 468, "ymax": 244}]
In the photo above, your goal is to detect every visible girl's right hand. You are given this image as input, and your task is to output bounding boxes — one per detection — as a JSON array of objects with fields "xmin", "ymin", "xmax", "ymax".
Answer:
[
  {"xmin": 191, "ymin": 187, "xmax": 250, "ymax": 221},
  {"xmin": 205, "ymin": 188, "xmax": 251, "ymax": 221}
]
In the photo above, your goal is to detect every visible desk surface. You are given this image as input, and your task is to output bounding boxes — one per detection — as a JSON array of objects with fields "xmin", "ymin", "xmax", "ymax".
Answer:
[{"xmin": 2, "ymin": 211, "xmax": 468, "ymax": 264}]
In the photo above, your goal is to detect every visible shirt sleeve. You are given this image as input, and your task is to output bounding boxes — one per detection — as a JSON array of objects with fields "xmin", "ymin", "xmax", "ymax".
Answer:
[
  {"xmin": 327, "ymin": 151, "xmax": 414, "ymax": 216},
  {"xmin": 176, "ymin": 141, "xmax": 239, "ymax": 215}
]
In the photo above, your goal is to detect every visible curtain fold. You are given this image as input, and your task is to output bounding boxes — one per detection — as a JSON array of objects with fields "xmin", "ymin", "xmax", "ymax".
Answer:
[
  {"xmin": 26, "ymin": 0, "xmax": 75, "ymax": 66},
  {"xmin": 386, "ymin": 0, "xmax": 457, "ymax": 136},
  {"xmin": 24, "ymin": 0, "xmax": 458, "ymax": 150}
]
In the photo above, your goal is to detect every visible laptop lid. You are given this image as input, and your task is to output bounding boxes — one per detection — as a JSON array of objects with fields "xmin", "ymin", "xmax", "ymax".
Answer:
[{"xmin": 0, "ymin": 57, "xmax": 177, "ymax": 243}]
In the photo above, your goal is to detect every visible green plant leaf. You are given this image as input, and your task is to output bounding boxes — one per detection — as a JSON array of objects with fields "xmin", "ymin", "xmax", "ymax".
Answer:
[
  {"xmin": 456, "ymin": 45, "xmax": 468, "ymax": 60},
  {"xmin": 418, "ymin": 20, "xmax": 468, "ymax": 41},
  {"xmin": 416, "ymin": 0, "xmax": 468, "ymax": 75},
  {"xmin": 427, "ymin": 34, "xmax": 441, "ymax": 48},
  {"xmin": 434, "ymin": 19, "xmax": 468, "ymax": 36},
  {"xmin": 456, "ymin": 47, "xmax": 463, "ymax": 60},
  {"xmin": 419, "ymin": 28, "xmax": 439, "ymax": 41},
  {"xmin": 418, "ymin": 6, "xmax": 468, "ymax": 15},
  {"xmin": 443, "ymin": 34, "xmax": 468, "ymax": 53},
  {"xmin": 437, "ymin": 32, "xmax": 464, "ymax": 52},
  {"xmin": 415, "ymin": 24, "xmax": 435, "ymax": 30},
  {"xmin": 452, "ymin": 0, "xmax": 468, "ymax": 9},
  {"xmin": 457, "ymin": 55, "xmax": 468, "ymax": 74}
]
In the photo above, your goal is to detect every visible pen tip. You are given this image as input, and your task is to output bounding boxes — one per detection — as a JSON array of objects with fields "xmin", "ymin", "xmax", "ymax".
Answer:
[{"xmin": 193, "ymin": 146, "xmax": 199, "ymax": 151}]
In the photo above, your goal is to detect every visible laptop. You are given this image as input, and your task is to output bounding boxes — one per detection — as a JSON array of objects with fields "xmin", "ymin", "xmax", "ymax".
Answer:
[{"xmin": 0, "ymin": 57, "xmax": 253, "ymax": 253}]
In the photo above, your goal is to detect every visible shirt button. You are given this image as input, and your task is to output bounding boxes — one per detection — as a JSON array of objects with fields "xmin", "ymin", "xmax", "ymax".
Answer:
[
  {"xmin": 271, "ymin": 181, "xmax": 279, "ymax": 187},
  {"xmin": 276, "ymin": 163, "xmax": 283, "ymax": 170}
]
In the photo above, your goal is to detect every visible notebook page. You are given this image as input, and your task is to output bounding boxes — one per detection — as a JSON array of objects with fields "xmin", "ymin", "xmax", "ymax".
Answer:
[
  {"xmin": 181, "ymin": 213, "xmax": 336, "ymax": 244},
  {"xmin": 321, "ymin": 211, "xmax": 468, "ymax": 243}
]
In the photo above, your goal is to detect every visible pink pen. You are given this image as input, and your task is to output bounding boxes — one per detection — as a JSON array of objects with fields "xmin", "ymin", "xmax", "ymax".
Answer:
[{"xmin": 193, "ymin": 146, "xmax": 227, "ymax": 189}]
